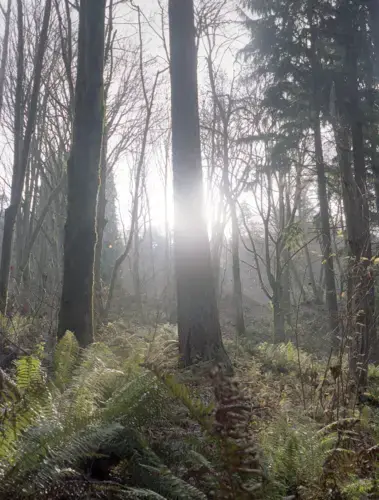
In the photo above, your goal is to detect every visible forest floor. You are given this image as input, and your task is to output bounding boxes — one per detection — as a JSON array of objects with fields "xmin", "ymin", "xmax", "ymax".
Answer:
[{"xmin": 0, "ymin": 309, "xmax": 378, "ymax": 499}]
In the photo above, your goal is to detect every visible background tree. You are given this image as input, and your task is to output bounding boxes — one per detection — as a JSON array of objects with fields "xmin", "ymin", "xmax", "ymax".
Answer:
[{"xmin": 0, "ymin": 0, "xmax": 52, "ymax": 314}]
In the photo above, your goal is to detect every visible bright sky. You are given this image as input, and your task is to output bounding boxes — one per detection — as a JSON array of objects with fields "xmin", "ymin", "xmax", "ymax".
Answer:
[{"xmin": 0, "ymin": 0, "xmax": 244, "ymax": 236}]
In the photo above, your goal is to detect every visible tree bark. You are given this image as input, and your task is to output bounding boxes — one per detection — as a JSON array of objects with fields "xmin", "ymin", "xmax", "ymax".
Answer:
[
  {"xmin": 367, "ymin": 0, "xmax": 379, "ymax": 79},
  {"xmin": 58, "ymin": 0, "xmax": 106, "ymax": 346},
  {"xmin": 346, "ymin": 40, "xmax": 375, "ymax": 385},
  {"xmin": 168, "ymin": 0, "xmax": 229, "ymax": 367}
]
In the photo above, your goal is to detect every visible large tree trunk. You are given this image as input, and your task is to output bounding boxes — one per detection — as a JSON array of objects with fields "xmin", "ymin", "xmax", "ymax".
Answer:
[
  {"xmin": 332, "ymin": 2, "xmax": 376, "ymax": 386},
  {"xmin": 367, "ymin": 0, "xmax": 379, "ymax": 79},
  {"xmin": 346, "ymin": 42, "xmax": 375, "ymax": 385},
  {"xmin": 168, "ymin": 0, "xmax": 229, "ymax": 367},
  {"xmin": 58, "ymin": 0, "xmax": 106, "ymax": 346},
  {"xmin": 0, "ymin": 0, "xmax": 52, "ymax": 314},
  {"xmin": 308, "ymin": 0, "xmax": 339, "ymax": 344}
]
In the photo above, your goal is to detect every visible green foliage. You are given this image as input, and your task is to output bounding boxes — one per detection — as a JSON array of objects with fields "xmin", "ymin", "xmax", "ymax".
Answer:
[
  {"xmin": 257, "ymin": 341, "xmax": 312, "ymax": 374},
  {"xmin": 0, "ymin": 332, "xmax": 216, "ymax": 499},
  {"xmin": 260, "ymin": 416, "xmax": 325, "ymax": 498},
  {"xmin": 15, "ymin": 354, "xmax": 43, "ymax": 390},
  {"xmin": 283, "ymin": 221, "xmax": 303, "ymax": 252},
  {"xmin": 53, "ymin": 330, "xmax": 79, "ymax": 390},
  {"xmin": 2, "ymin": 327, "xmax": 379, "ymax": 499},
  {"xmin": 342, "ymin": 478, "xmax": 379, "ymax": 499}
]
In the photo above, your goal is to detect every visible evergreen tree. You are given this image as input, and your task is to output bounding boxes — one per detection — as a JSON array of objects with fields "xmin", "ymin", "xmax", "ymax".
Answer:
[{"xmin": 241, "ymin": 0, "xmax": 340, "ymax": 342}]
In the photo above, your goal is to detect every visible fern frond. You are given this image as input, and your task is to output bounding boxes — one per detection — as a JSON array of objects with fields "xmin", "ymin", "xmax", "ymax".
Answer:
[
  {"xmin": 53, "ymin": 331, "xmax": 79, "ymax": 390},
  {"xmin": 138, "ymin": 464, "xmax": 207, "ymax": 500},
  {"xmin": 116, "ymin": 488, "xmax": 168, "ymax": 499}
]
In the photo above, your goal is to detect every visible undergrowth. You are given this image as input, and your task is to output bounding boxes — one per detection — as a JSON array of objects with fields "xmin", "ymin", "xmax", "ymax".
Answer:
[{"xmin": 0, "ymin": 323, "xmax": 378, "ymax": 499}]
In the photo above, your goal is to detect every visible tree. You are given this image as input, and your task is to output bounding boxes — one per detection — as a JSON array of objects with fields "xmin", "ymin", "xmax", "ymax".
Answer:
[
  {"xmin": 0, "ymin": 0, "xmax": 52, "ymax": 314},
  {"xmin": 0, "ymin": 0, "xmax": 12, "ymax": 122},
  {"xmin": 239, "ymin": 123, "xmax": 305, "ymax": 342},
  {"xmin": 367, "ymin": 0, "xmax": 379, "ymax": 79},
  {"xmin": 102, "ymin": 6, "xmax": 162, "ymax": 322},
  {"xmin": 200, "ymin": 6, "xmax": 247, "ymax": 335},
  {"xmin": 168, "ymin": 0, "xmax": 229, "ymax": 366},
  {"xmin": 330, "ymin": 0, "xmax": 376, "ymax": 386},
  {"xmin": 242, "ymin": 0, "xmax": 340, "ymax": 344},
  {"xmin": 307, "ymin": 0, "xmax": 340, "ymax": 344},
  {"xmin": 58, "ymin": 0, "xmax": 106, "ymax": 346}
]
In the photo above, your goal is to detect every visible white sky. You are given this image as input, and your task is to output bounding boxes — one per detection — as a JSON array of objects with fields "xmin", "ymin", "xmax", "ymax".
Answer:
[{"xmin": 0, "ymin": 0, "xmax": 245, "ymax": 235}]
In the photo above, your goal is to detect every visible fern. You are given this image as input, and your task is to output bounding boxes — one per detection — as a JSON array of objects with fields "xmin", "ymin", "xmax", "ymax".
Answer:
[
  {"xmin": 0, "ymin": 353, "xmax": 52, "ymax": 463},
  {"xmin": 116, "ymin": 488, "xmax": 168, "ymax": 499},
  {"xmin": 260, "ymin": 416, "xmax": 325, "ymax": 497},
  {"xmin": 53, "ymin": 331, "xmax": 79, "ymax": 390},
  {"xmin": 0, "ymin": 333, "xmax": 214, "ymax": 499}
]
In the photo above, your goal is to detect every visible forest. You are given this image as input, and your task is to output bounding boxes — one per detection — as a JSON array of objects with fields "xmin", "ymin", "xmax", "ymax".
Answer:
[{"xmin": 0, "ymin": 0, "xmax": 379, "ymax": 498}]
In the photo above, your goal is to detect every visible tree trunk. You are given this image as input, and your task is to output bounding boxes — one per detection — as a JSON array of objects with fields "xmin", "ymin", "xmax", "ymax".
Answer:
[
  {"xmin": 231, "ymin": 203, "xmax": 245, "ymax": 335},
  {"xmin": 282, "ymin": 182, "xmax": 293, "ymax": 326},
  {"xmin": 222, "ymin": 109, "xmax": 245, "ymax": 334},
  {"xmin": 168, "ymin": 0, "xmax": 229, "ymax": 368},
  {"xmin": 0, "ymin": 0, "xmax": 12, "ymax": 121},
  {"xmin": 314, "ymin": 118, "xmax": 340, "ymax": 343},
  {"xmin": 18, "ymin": 173, "xmax": 65, "ymax": 281},
  {"xmin": 0, "ymin": 0, "xmax": 52, "ymax": 314},
  {"xmin": 308, "ymin": 0, "xmax": 339, "ymax": 345},
  {"xmin": 163, "ymin": 134, "xmax": 172, "ymax": 318},
  {"xmin": 289, "ymin": 260, "xmax": 308, "ymax": 302},
  {"xmin": 273, "ymin": 290, "xmax": 285, "ymax": 343},
  {"xmin": 367, "ymin": 0, "xmax": 379, "ymax": 79},
  {"xmin": 346, "ymin": 41, "xmax": 375, "ymax": 384},
  {"xmin": 132, "ymin": 220, "xmax": 142, "ymax": 309},
  {"xmin": 305, "ymin": 244, "xmax": 322, "ymax": 303},
  {"xmin": 102, "ymin": 166, "xmax": 142, "ymax": 323},
  {"xmin": 58, "ymin": 0, "xmax": 106, "ymax": 346},
  {"xmin": 94, "ymin": 133, "xmax": 108, "ymax": 318},
  {"xmin": 210, "ymin": 221, "xmax": 225, "ymax": 300},
  {"xmin": 366, "ymin": 58, "xmax": 379, "ymax": 215}
]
